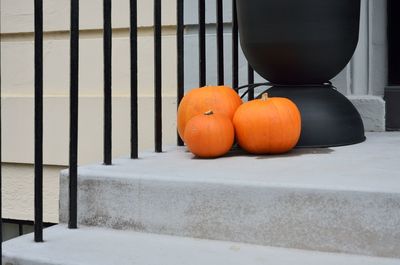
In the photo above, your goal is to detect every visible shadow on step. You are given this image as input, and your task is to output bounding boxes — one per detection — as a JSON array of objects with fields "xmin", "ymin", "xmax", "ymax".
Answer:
[{"xmin": 191, "ymin": 146, "xmax": 334, "ymax": 159}]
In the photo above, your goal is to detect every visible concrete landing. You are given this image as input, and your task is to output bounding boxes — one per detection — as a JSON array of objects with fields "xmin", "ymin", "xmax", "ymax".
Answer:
[
  {"xmin": 3, "ymin": 225, "xmax": 400, "ymax": 265},
  {"xmin": 59, "ymin": 132, "xmax": 400, "ymax": 258}
]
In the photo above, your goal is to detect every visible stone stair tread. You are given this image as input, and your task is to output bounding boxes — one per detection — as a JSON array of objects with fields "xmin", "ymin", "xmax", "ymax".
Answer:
[
  {"xmin": 3, "ymin": 225, "xmax": 400, "ymax": 265},
  {"xmin": 68, "ymin": 132, "xmax": 400, "ymax": 194},
  {"xmin": 57, "ymin": 132, "xmax": 400, "ymax": 258}
]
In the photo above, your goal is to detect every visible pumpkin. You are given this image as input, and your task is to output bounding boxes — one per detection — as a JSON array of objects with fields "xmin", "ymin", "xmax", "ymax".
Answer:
[
  {"xmin": 184, "ymin": 110, "xmax": 234, "ymax": 158},
  {"xmin": 233, "ymin": 93, "xmax": 301, "ymax": 154},
  {"xmin": 177, "ymin": 86, "xmax": 242, "ymax": 141}
]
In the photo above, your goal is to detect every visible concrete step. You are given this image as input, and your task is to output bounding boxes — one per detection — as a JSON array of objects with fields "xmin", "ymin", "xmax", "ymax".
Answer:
[
  {"xmin": 3, "ymin": 225, "xmax": 400, "ymax": 265},
  {"xmin": 59, "ymin": 132, "xmax": 400, "ymax": 258}
]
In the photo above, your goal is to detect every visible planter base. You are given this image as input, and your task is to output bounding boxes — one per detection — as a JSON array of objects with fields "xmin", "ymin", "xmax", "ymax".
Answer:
[{"xmin": 261, "ymin": 86, "xmax": 366, "ymax": 147}]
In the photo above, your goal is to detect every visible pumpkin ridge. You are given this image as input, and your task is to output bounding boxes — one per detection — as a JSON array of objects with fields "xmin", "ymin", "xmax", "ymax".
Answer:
[
  {"xmin": 281, "ymin": 99, "xmax": 301, "ymax": 150},
  {"xmin": 280, "ymin": 99, "xmax": 300, "ymax": 145},
  {"xmin": 273, "ymin": 99, "xmax": 288, "ymax": 148},
  {"xmin": 267, "ymin": 101, "xmax": 279, "ymax": 152}
]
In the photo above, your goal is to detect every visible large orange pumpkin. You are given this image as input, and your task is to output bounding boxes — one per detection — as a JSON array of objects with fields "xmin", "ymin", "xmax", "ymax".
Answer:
[
  {"xmin": 177, "ymin": 86, "xmax": 242, "ymax": 141},
  {"xmin": 184, "ymin": 111, "xmax": 234, "ymax": 158},
  {"xmin": 233, "ymin": 93, "xmax": 301, "ymax": 154}
]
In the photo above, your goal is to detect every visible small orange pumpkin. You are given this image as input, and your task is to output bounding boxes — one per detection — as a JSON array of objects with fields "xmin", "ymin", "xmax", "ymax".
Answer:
[
  {"xmin": 233, "ymin": 93, "xmax": 301, "ymax": 154},
  {"xmin": 177, "ymin": 86, "xmax": 242, "ymax": 141},
  {"xmin": 184, "ymin": 111, "xmax": 234, "ymax": 158}
]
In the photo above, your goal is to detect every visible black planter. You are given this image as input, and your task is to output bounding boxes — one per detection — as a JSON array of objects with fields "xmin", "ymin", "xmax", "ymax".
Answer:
[
  {"xmin": 236, "ymin": 0, "xmax": 361, "ymax": 84},
  {"xmin": 236, "ymin": 0, "xmax": 366, "ymax": 147}
]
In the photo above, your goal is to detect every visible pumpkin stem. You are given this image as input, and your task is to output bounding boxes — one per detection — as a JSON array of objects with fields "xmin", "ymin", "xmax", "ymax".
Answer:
[
  {"xmin": 204, "ymin": 110, "xmax": 214, "ymax": 115},
  {"xmin": 261, "ymin": 93, "xmax": 269, "ymax": 101}
]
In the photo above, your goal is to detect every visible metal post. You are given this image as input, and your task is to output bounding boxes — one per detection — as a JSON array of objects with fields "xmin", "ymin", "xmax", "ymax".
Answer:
[
  {"xmin": 69, "ymin": 0, "xmax": 79, "ymax": 229},
  {"xmin": 154, "ymin": 0, "xmax": 162, "ymax": 152},
  {"xmin": 216, "ymin": 0, "xmax": 224, "ymax": 85},
  {"xmin": 248, "ymin": 65, "xmax": 255, "ymax": 100},
  {"xmin": 34, "ymin": 0, "xmax": 44, "ymax": 243},
  {"xmin": 103, "ymin": 0, "xmax": 112, "ymax": 165},
  {"xmin": 177, "ymin": 0, "xmax": 184, "ymax": 146},
  {"xmin": 232, "ymin": 0, "xmax": 239, "ymax": 89},
  {"xmin": 198, "ymin": 0, "xmax": 206, "ymax": 87},
  {"xmin": 130, "ymin": 0, "xmax": 139, "ymax": 158}
]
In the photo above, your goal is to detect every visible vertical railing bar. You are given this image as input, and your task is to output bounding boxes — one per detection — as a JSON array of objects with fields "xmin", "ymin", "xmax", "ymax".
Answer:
[
  {"xmin": 177, "ymin": 0, "xmax": 184, "ymax": 146},
  {"xmin": 130, "ymin": 0, "xmax": 139, "ymax": 158},
  {"xmin": 0, "ymin": 20, "xmax": 3, "ymax": 261},
  {"xmin": 19, "ymin": 224, "xmax": 24, "ymax": 236},
  {"xmin": 34, "ymin": 0, "xmax": 44, "ymax": 242},
  {"xmin": 232, "ymin": 0, "xmax": 239, "ymax": 89},
  {"xmin": 248, "ymin": 64, "xmax": 255, "ymax": 100},
  {"xmin": 198, "ymin": 0, "xmax": 206, "ymax": 87},
  {"xmin": 103, "ymin": 0, "xmax": 112, "ymax": 165},
  {"xmin": 154, "ymin": 0, "xmax": 162, "ymax": 152},
  {"xmin": 216, "ymin": 0, "xmax": 224, "ymax": 85},
  {"xmin": 68, "ymin": 0, "xmax": 79, "ymax": 229}
]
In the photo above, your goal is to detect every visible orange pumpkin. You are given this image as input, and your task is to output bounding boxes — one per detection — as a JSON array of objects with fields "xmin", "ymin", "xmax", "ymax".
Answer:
[
  {"xmin": 184, "ymin": 111, "xmax": 234, "ymax": 158},
  {"xmin": 177, "ymin": 86, "xmax": 242, "ymax": 141},
  {"xmin": 233, "ymin": 93, "xmax": 301, "ymax": 154}
]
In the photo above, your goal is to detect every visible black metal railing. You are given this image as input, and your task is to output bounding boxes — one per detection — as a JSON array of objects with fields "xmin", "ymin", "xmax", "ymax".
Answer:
[
  {"xmin": 154, "ymin": 0, "xmax": 163, "ymax": 153},
  {"xmin": 0, "ymin": 0, "xmax": 249, "ymax": 259},
  {"xmin": 232, "ymin": 0, "xmax": 239, "ymax": 89},
  {"xmin": 130, "ymin": 0, "xmax": 139, "ymax": 156},
  {"xmin": 104, "ymin": 0, "xmax": 113, "ymax": 165},
  {"xmin": 198, "ymin": 0, "xmax": 206, "ymax": 87},
  {"xmin": 248, "ymin": 65, "xmax": 255, "ymax": 100},
  {"xmin": 217, "ymin": 0, "xmax": 224, "ymax": 85},
  {"xmin": 0, "ymin": 14, "xmax": 2, "ymax": 259},
  {"xmin": 177, "ymin": 0, "xmax": 185, "ymax": 146},
  {"xmin": 34, "ymin": 0, "xmax": 44, "ymax": 243},
  {"xmin": 69, "ymin": 0, "xmax": 79, "ymax": 229}
]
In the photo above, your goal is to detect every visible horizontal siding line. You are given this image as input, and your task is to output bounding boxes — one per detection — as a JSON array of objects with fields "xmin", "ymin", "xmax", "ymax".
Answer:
[
  {"xmin": 0, "ymin": 26, "xmax": 177, "ymax": 42},
  {"xmin": 1, "ymin": 23, "xmax": 235, "ymax": 42},
  {"xmin": 184, "ymin": 22, "xmax": 233, "ymax": 35},
  {"xmin": 0, "ymin": 94, "xmax": 178, "ymax": 98}
]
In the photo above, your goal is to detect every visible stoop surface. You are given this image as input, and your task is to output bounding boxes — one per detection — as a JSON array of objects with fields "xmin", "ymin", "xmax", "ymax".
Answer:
[
  {"xmin": 59, "ymin": 132, "xmax": 400, "ymax": 258},
  {"xmin": 3, "ymin": 225, "xmax": 400, "ymax": 265}
]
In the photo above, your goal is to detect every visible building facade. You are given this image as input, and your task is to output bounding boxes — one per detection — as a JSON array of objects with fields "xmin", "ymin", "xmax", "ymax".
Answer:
[{"xmin": 0, "ymin": 0, "xmax": 397, "ymax": 239}]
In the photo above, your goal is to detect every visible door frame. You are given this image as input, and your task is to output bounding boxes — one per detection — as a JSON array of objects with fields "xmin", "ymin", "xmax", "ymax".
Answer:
[{"xmin": 385, "ymin": 0, "xmax": 400, "ymax": 130}]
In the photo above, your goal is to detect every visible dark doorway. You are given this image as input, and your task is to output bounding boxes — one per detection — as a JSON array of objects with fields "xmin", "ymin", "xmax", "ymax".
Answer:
[{"xmin": 385, "ymin": 0, "xmax": 400, "ymax": 130}]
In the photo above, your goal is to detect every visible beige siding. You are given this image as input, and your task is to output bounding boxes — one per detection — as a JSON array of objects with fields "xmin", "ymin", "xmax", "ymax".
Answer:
[
  {"xmin": 1, "ymin": 0, "xmax": 177, "ymax": 33},
  {"xmin": 1, "ymin": 0, "xmax": 179, "ymax": 221},
  {"xmin": 2, "ymin": 164, "xmax": 62, "ymax": 223}
]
